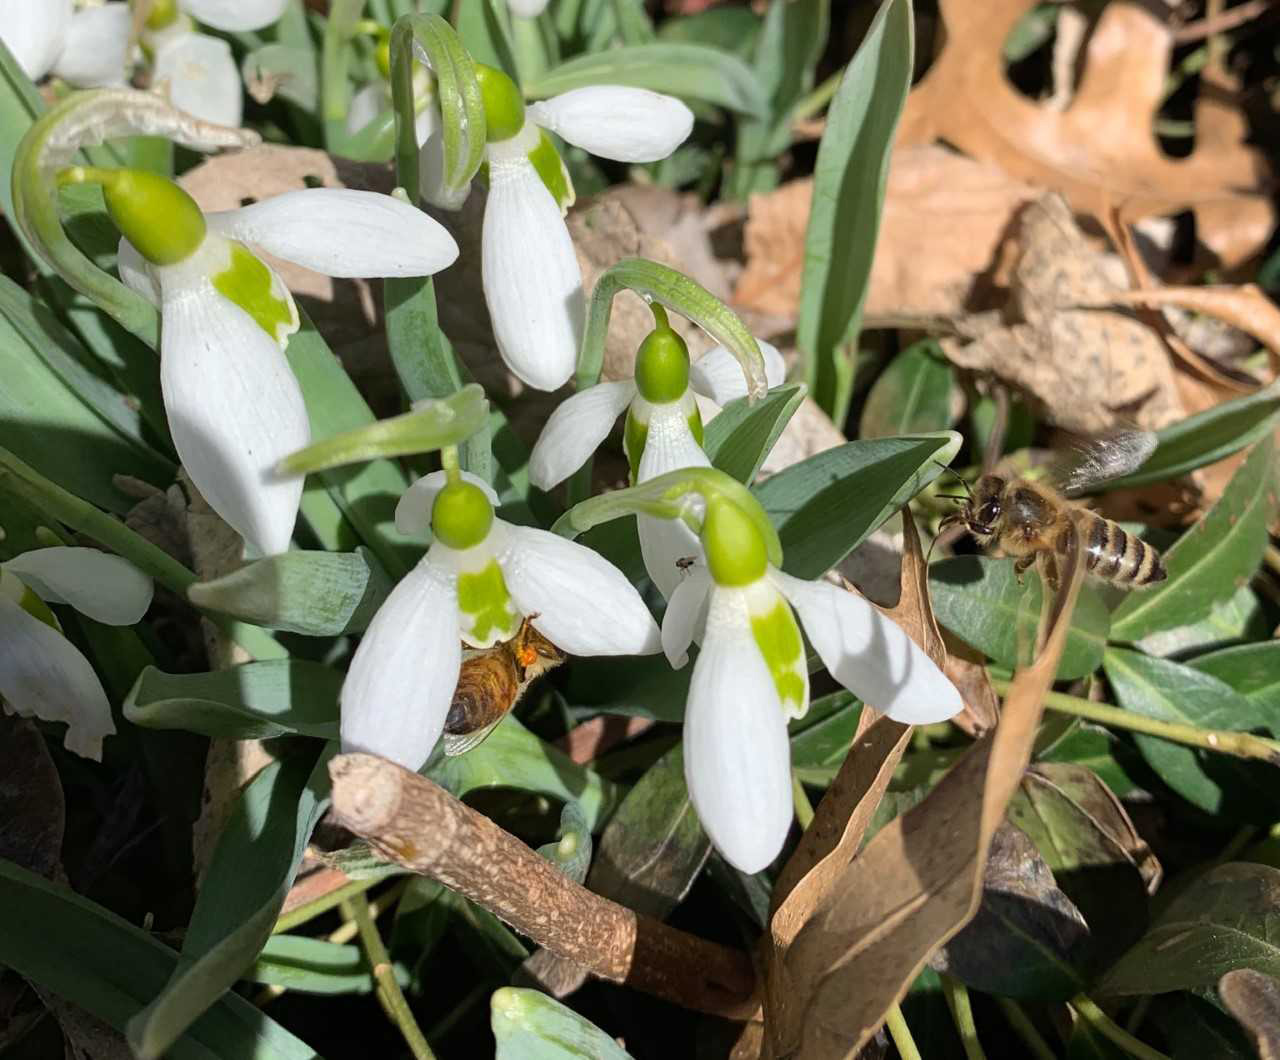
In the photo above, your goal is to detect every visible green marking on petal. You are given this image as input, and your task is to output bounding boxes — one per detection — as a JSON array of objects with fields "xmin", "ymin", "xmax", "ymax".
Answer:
[
  {"xmin": 687, "ymin": 405, "xmax": 704, "ymax": 447},
  {"xmin": 624, "ymin": 407, "xmax": 648, "ymax": 486},
  {"xmin": 212, "ymin": 243, "xmax": 298, "ymax": 344},
  {"xmin": 457, "ymin": 561, "xmax": 519, "ymax": 645},
  {"xmin": 528, "ymin": 130, "xmax": 574, "ymax": 212},
  {"xmin": 750, "ymin": 600, "xmax": 807, "ymax": 716},
  {"xmin": 2, "ymin": 570, "xmax": 60, "ymax": 632}
]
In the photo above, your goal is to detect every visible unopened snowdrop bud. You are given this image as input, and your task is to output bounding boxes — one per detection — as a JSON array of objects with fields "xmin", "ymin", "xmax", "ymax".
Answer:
[{"xmin": 59, "ymin": 166, "xmax": 205, "ymax": 265}]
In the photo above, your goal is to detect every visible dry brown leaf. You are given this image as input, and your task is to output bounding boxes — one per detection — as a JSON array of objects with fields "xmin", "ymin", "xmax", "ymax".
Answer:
[
  {"xmin": 1108, "ymin": 284, "xmax": 1280, "ymax": 366},
  {"xmin": 899, "ymin": 0, "xmax": 1274, "ymax": 269},
  {"xmin": 0, "ymin": 716, "xmax": 64, "ymax": 880},
  {"xmin": 940, "ymin": 630, "xmax": 1000, "ymax": 738},
  {"xmin": 734, "ymin": 146, "xmax": 1038, "ymax": 322},
  {"xmin": 764, "ymin": 519, "xmax": 1087, "ymax": 1058},
  {"xmin": 1221, "ymin": 968, "xmax": 1280, "ymax": 1060},
  {"xmin": 942, "ymin": 195, "xmax": 1183, "ymax": 434}
]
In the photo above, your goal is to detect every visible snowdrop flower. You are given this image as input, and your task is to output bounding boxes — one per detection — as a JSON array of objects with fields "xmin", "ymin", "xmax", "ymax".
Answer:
[
  {"xmin": 59, "ymin": 165, "xmax": 459, "ymax": 557},
  {"xmin": 0, "ymin": 547, "xmax": 153, "ymax": 760},
  {"xmin": 460, "ymin": 64, "xmax": 693, "ymax": 390},
  {"xmin": 664, "ymin": 496, "xmax": 963, "ymax": 873},
  {"xmin": 342, "ymin": 469, "xmax": 661, "ymax": 772},
  {"xmin": 0, "ymin": 0, "xmax": 131, "ymax": 87},
  {"xmin": 529, "ymin": 308, "xmax": 785, "ymax": 598}
]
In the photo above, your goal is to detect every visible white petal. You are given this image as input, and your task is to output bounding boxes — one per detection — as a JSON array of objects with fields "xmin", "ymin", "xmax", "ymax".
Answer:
[
  {"xmin": 5, "ymin": 548, "xmax": 152, "ymax": 626},
  {"xmin": 528, "ymin": 380, "xmax": 636, "ymax": 491},
  {"xmin": 118, "ymin": 237, "xmax": 162, "ymax": 307},
  {"xmin": 414, "ymin": 105, "xmax": 469, "ymax": 210},
  {"xmin": 0, "ymin": 0, "xmax": 71, "ymax": 80},
  {"xmin": 395, "ymin": 470, "xmax": 500, "ymax": 537},
  {"xmin": 347, "ymin": 82, "xmax": 389, "ymax": 136},
  {"xmin": 530, "ymin": 87, "xmax": 693, "ymax": 164},
  {"xmin": 638, "ymin": 515, "xmax": 702, "ymax": 603},
  {"xmin": 771, "ymin": 569, "xmax": 963, "ymax": 724},
  {"xmin": 51, "ymin": 3, "xmax": 131, "ymax": 87},
  {"xmin": 340, "ymin": 560, "xmax": 461, "ymax": 772},
  {"xmin": 497, "ymin": 524, "xmax": 659, "ymax": 656},
  {"xmin": 159, "ymin": 276, "xmax": 308, "ymax": 556},
  {"xmin": 636, "ymin": 400, "xmax": 710, "ymax": 599},
  {"xmin": 0, "ymin": 598, "xmax": 115, "ymax": 760},
  {"xmin": 181, "ymin": 0, "xmax": 288, "ymax": 31},
  {"xmin": 683, "ymin": 586, "xmax": 792, "ymax": 874},
  {"xmin": 507, "ymin": 0, "xmax": 549, "ymax": 15},
  {"xmin": 153, "ymin": 32, "xmax": 243, "ymax": 128},
  {"xmin": 661, "ymin": 565, "xmax": 711, "ymax": 668},
  {"xmin": 688, "ymin": 340, "xmax": 786, "ymax": 405},
  {"xmin": 482, "ymin": 155, "xmax": 583, "ymax": 391},
  {"xmin": 208, "ymin": 189, "xmax": 459, "ymax": 279}
]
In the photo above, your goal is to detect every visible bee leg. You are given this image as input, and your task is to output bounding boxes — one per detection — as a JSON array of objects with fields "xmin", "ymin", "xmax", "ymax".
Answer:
[
  {"xmin": 1013, "ymin": 555, "xmax": 1036, "ymax": 585},
  {"xmin": 1037, "ymin": 552, "xmax": 1061, "ymax": 594}
]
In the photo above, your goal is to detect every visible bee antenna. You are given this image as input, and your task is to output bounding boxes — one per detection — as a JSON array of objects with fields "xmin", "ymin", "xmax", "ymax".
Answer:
[{"xmin": 933, "ymin": 461, "xmax": 972, "ymax": 497}]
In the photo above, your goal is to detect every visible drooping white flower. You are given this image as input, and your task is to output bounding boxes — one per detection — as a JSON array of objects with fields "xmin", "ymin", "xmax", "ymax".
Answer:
[
  {"xmin": 0, "ymin": 0, "xmax": 131, "ymax": 87},
  {"xmin": 0, "ymin": 547, "xmax": 153, "ymax": 760},
  {"xmin": 62, "ymin": 165, "xmax": 459, "ymax": 557},
  {"xmin": 179, "ymin": 0, "xmax": 289, "ymax": 32},
  {"xmin": 420, "ymin": 64, "xmax": 692, "ymax": 391},
  {"xmin": 663, "ymin": 497, "xmax": 963, "ymax": 873},
  {"xmin": 340, "ymin": 471, "xmax": 661, "ymax": 772},
  {"xmin": 528, "ymin": 311, "xmax": 785, "ymax": 598},
  {"xmin": 151, "ymin": 29, "xmax": 244, "ymax": 128}
]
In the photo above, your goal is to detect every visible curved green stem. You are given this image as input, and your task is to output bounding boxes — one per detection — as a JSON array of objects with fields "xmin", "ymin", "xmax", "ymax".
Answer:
[
  {"xmin": 941, "ymin": 975, "xmax": 988, "ymax": 1060},
  {"xmin": 320, "ymin": 0, "xmax": 367, "ymax": 152},
  {"xmin": 996, "ymin": 998, "xmax": 1056, "ymax": 1060},
  {"xmin": 1071, "ymin": 995, "xmax": 1170, "ymax": 1060},
  {"xmin": 885, "ymin": 1003, "xmax": 923, "ymax": 1060}
]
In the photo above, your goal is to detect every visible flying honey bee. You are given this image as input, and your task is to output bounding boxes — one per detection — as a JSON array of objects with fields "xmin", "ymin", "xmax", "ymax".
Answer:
[
  {"xmin": 442, "ymin": 618, "xmax": 566, "ymax": 756},
  {"xmin": 940, "ymin": 430, "xmax": 1168, "ymax": 591}
]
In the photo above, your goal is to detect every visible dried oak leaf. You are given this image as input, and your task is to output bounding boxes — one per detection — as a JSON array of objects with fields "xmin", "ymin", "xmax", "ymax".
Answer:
[
  {"xmin": 1221, "ymin": 969, "xmax": 1280, "ymax": 1060},
  {"xmin": 942, "ymin": 194, "xmax": 1183, "ymax": 434},
  {"xmin": 898, "ymin": 0, "xmax": 1273, "ymax": 270}
]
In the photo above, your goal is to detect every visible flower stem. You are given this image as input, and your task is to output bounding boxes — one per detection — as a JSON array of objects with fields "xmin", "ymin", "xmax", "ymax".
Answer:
[
  {"xmin": 272, "ymin": 873, "xmax": 386, "ymax": 934},
  {"xmin": 989, "ymin": 677, "xmax": 1280, "ymax": 764},
  {"xmin": 996, "ymin": 998, "xmax": 1057, "ymax": 1060},
  {"xmin": 344, "ymin": 892, "xmax": 437, "ymax": 1060},
  {"xmin": 440, "ymin": 444, "xmax": 461, "ymax": 483},
  {"xmin": 1071, "ymin": 995, "xmax": 1170, "ymax": 1060},
  {"xmin": 885, "ymin": 1002, "xmax": 923, "ymax": 1060},
  {"xmin": 942, "ymin": 975, "xmax": 988, "ymax": 1060},
  {"xmin": 791, "ymin": 774, "xmax": 814, "ymax": 831}
]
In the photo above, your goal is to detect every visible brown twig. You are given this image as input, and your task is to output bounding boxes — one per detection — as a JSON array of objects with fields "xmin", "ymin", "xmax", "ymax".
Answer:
[
  {"xmin": 327, "ymin": 753, "xmax": 757, "ymax": 1019},
  {"xmin": 1174, "ymin": 0, "xmax": 1274, "ymax": 42}
]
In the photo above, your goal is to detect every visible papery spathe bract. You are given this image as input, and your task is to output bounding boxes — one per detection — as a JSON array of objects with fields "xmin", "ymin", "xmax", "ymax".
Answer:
[{"xmin": 0, "ymin": 549, "xmax": 153, "ymax": 761}]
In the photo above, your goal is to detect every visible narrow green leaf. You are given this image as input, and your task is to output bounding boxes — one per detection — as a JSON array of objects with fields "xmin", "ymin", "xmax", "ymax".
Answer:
[
  {"xmin": 656, "ymin": 7, "xmax": 762, "ymax": 57},
  {"xmin": 930, "ymin": 555, "xmax": 1110, "ymax": 680},
  {"xmin": 752, "ymin": 430, "xmax": 961, "ymax": 578},
  {"xmin": 492, "ymin": 987, "xmax": 634, "ymax": 1059},
  {"xmin": 1111, "ymin": 435, "xmax": 1277, "ymax": 640},
  {"xmin": 798, "ymin": 0, "xmax": 913, "ymax": 422},
  {"xmin": 125, "ymin": 662, "xmax": 342, "ymax": 740},
  {"xmin": 858, "ymin": 339, "xmax": 955, "ymax": 439},
  {"xmin": 250, "ymin": 936, "xmax": 388, "ymax": 994},
  {"xmin": 1101, "ymin": 863, "xmax": 1280, "ymax": 995},
  {"xmin": 0, "ymin": 860, "xmax": 316, "ymax": 1059},
  {"xmin": 525, "ymin": 43, "xmax": 768, "ymax": 116},
  {"xmin": 703, "ymin": 382, "xmax": 805, "ymax": 483},
  {"xmin": 790, "ymin": 691, "xmax": 863, "ymax": 781},
  {"xmin": 1103, "ymin": 647, "xmax": 1278, "ymax": 820}
]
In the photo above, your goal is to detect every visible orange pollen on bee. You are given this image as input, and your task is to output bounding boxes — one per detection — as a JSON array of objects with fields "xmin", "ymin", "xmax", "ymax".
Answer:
[{"xmin": 517, "ymin": 645, "xmax": 538, "ymax": 667}]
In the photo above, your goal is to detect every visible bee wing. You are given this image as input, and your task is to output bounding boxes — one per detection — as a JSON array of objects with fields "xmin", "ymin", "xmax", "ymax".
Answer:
[
  {"xmin": 1047, "ymin": 428, "xmax": 1157, "ymax": 498},
  {"xmin": 443, "ymin": 717, "xmax": 504, "ymax": 756}
]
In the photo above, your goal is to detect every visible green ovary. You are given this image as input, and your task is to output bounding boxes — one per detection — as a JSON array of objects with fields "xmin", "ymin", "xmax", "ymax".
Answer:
[
  {"xmin": 457, "ymin": 562, "xmax": 519, "ymax": 644},
  {"xmin": 212, "ymin": 243, "xmax": 296, "ymax": 343},
  {"xmin": 750, "ymin": 601, "xmax": 806, "ymax": 715}
]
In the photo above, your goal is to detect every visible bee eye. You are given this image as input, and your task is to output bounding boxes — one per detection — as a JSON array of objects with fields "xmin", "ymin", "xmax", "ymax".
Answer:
[{"xmin": 979, "ymin": 502, "xmax": 1001, "ymax": 524}]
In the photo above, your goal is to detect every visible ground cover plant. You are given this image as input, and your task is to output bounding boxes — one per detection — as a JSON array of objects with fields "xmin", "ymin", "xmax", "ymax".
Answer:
[{"xmin": 1, "ymin": 0, "xmax": 1279, "ymax": 1057}]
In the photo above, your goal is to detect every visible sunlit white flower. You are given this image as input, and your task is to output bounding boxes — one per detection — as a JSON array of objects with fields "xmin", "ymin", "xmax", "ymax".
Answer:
[
  {"xmin": 663, "ymin": 497, "xmax": 963, "ymax": 873},
  {"xmin": 0, "ymin": 0, "xmax": 131, "ymax": 87},
  {"xmin": 61, "ymin": 165, "xmax": 459, "ymax": 557},
  {"xmin": 178, "ymin": 0, "xmax": 288, "ymax": 32},
  {"xmin": 151, "ymin": 28, "xmax": 244, "ymax": 128},
  {"xmin": 341, "ymin": 471, "xmax": 661, "ymax": 772},
  {"xmin": 529, "ymin": 312, "xmax": 785, "ymax": 598},
  {"xmin": 0, "ymin": 547, "xmax": 153, "ymax": 760}
]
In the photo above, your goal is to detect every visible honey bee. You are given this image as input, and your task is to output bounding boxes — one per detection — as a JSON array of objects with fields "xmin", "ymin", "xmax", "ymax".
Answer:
[
  {"xmin": 443, "ymin": 618, "xmax": 566, "ymax": 756},
  {"xmin": 941, "ymin": 430, "xmax": 1168, "ymax": 591}
]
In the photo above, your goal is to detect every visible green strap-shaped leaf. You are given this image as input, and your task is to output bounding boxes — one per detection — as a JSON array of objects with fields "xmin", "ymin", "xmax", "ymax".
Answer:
[
  {"xmin": 703, "ymin": 382, "xmax": 806, "ymax": 484},
  {"xmin": 492, "ymin": 988, "xmax": 635, "ymax": 1059},
  {"xmin": 798, "ymin": 0, "xmax": 913, "ymax": 423}
]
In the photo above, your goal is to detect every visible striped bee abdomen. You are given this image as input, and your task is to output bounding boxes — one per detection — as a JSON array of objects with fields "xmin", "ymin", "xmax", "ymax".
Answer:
[{"xmin": 1078, "ymin": 511, "xmax": 1166, "ymax": 587}]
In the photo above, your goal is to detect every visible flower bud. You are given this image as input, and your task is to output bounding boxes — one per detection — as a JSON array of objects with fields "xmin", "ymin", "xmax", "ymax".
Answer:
[
  {"xmin": 702, "ymin": 496, "xmax": 767, "ymax": 587},
  {"xmin": 58, "ymin": 166, "xmax": 206, "ymax": 266},
  {"xmin": 432, "ymin": 479, "xmax": 495, "ymax": 550}
]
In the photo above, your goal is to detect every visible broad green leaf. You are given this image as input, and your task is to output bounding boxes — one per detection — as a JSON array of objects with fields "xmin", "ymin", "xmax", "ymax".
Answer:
[
  {"xmin": 858, "ymin": 340, "xmax": 955, "ymax": 439},
  {"xmin": 1035, "ymin": 720, "xmax": 1140, "ymax": 798},
  {"xmin": 0, "ymin": 860, "xmax": 315, "ymax": 1060},
  {"xmin": 798, "ymin": 0, "xmax": 913, "ymax": 422},
  {"xmin": 250, "ymin": 936, "xmax": 387, "ymax": 994},
  {"xmin": 188, "ymin": 548, "xmax": 392, "ymax": 635},
  {"xmin": 753, "ymin": 430, "xmax": 961, "ymax": 579},
  {"xmin": 525, "ymin": 44, "xmax": 768, "ymax": 116},
  {"xmin": 1190, "ymin": 642, "xmax": 1280, "ymax": 732},
  {"xmin": 127, "ymin": 748, "xmax": 332, "ymax": 1059},
  {"xmin": 566, "ymin": 652, "xmax": 693, "ymax": 722},
  {"xmin": 929, "ymin": 556, "xmax": 1110, "ymax": 680},
  {"xmin": 790, "ymin": 691, "xmax": 863, "ymax": 785},
  {"xmin": 1112, "ymin": 435, "xmax": 1277, "ymax": 640},
  {"xmin": 492, "ymin": 987, "xmax": 633, "ymax": 1059},
  {"xmin": 1150, "ymin": 992, "xmax": 1255, "ymax": 1060},
  {"xmin": 1103, "ymin": 648, "xmax": 1278, "ymax": 820},
  {"xmin": 1136, "ymin": 584, "xmax": 1269, "ymax": 659},
  {"xmin": 703, "ymin": 383, "xmax": 805, "ymax": 483},
  {"xmin": 1107, "ymin": 380, "xmax": 1280, "ymax": 490},
  {"xmin": 1101, "ymin": 863, "xmax": 1280, "ymax": 995},
  {"xmin": 125, "ymin": 662, "xmax": 341, "ymax": 740},
  {"xmin": 656, "ymin": 6, "xmax": 761, "ymax": 56}
]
